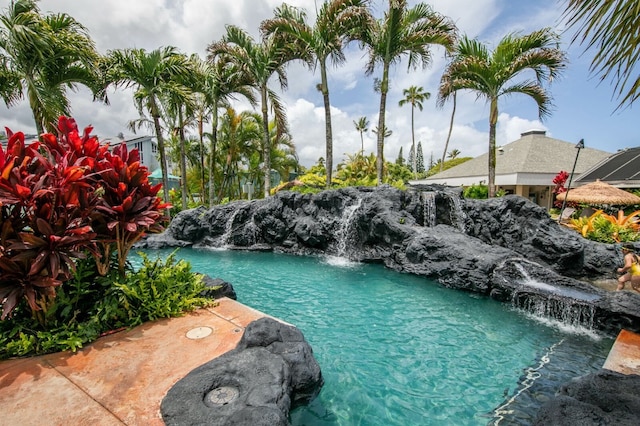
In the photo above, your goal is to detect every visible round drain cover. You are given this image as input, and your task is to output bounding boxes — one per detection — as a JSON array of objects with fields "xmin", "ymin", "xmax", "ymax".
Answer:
[
  {"xmin": 186, "ymin": 326, "xmax": 213, "ymax": 339},
  {"xmin": 207, "ymin": 386, "xmax": 239, "ymax": 405}
]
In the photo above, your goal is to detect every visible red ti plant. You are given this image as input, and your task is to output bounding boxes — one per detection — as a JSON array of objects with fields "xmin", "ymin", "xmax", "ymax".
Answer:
[
  {"xmin": 92, "ymin": 142, "xmax": 169, "ymax": 276},
  {"xmin": 0, "ymin": 125, "xmax": 97, "ymax": 321},
  {"xmin": 552, "ymin": 170, "xmax": 576, "ymax": 209},
  {"xmin": 0, "ymin": 116, "xmax": 169, "ymax": 321}
]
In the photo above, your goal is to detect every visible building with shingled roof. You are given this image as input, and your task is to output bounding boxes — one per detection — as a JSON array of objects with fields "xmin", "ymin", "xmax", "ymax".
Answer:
[{"xmin": 410, "ymin": 130, "xmax": 611, "ymax": 209}]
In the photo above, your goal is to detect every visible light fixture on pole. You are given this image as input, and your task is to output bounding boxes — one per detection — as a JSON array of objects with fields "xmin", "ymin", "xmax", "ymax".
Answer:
[{"xmin": 558, "ymin": 139, "xmax": 585, "ymax": 223}]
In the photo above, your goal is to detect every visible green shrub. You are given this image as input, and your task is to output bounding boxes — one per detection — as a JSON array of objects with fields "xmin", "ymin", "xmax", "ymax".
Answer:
[
  {"xmin": 115, "ymin": 252, "xmax": 214, "ymax": 326},
  {"xmin": 0, "ymin": 252, "xmax": 214, "ymax": 359},
  {"xmin": 463, "ymin": 183, "xmax": 489, "ymax": 199}
]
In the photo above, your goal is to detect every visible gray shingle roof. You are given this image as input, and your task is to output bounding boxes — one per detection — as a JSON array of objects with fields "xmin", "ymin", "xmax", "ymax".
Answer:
[{"xmin": 424, "ymin": 130, "xmax": 611, "ymax": 180}]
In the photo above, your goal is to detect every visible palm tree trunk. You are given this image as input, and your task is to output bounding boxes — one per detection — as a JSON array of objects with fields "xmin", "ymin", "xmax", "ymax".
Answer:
[
  {"xmin": 178, "ymin": 108, "xmax": 188, "ymax": 210},
  {"xmin": 376, "ymin": 62, "xmax": 390, "ymax": 185},
  {"xmin": 360, "ymin": 131, "xmax": 364, "ymax": 153},
  {"xmin": 197, "ymin": 112, "xmax": 206, "ymax": 204},
  {"xmin": 411, "ymin": 103, "xmax": 416, "ymax": 179},
  {"xmin": 441, "ymin": 92, "xmax": 456, "ymax": 172},
  {"xmin": 261, "ymin": 85, "xmax": 271, "ymax": 198},
  {"xmin": 488, "ymin": 96, "xmax": 498, "ymax": 198},
  {"xmin": 209, "ymin": 101, "xmax": 219, "ymax": 207},
  {"xmin": 150, "ymin": 97, "xmax": 171, "ymax": 217},
  {"xmin": 320, "ymin": 59, "xmax": 333, "ymax": 188}
]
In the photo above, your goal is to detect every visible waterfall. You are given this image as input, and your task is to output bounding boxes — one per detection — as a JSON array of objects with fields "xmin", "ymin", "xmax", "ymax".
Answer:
[
  {"xmin": 510, "ymin": 262, "xmax": 598, "ymax": 330},
  {"xmin": 422, "ymin": 192, "xmax": 436, "ymax": 227},
  {"xmin": 335, "ymin": 198, "xmax": 363, "ymax": 258},
  {"xmin": 448, "ymin": 195, "xmax": 467, "ymax": 232},
  {"xmin": 218, "ymin": 207, "xmax": 242, "ymax": 247}
]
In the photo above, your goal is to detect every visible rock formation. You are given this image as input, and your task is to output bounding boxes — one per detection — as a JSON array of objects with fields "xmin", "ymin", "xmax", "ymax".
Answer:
[
  {"xmin": 142, "ymin": 185, "xmax": 640, "ymax": 335},
  {"xmin": 161, "ymin": 317, "xmax": 323, "ymax": 426}
]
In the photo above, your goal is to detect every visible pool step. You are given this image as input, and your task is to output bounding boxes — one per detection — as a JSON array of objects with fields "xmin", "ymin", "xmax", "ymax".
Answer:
[{"xmin": 603, "ymin": 329, "xmax": 640, "ymax": 375}]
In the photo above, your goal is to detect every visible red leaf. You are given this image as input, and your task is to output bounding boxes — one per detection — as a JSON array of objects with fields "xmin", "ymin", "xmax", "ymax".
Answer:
[{"xmin": 0, "ymin": 288, "xmax": 21, "ymax": 320}]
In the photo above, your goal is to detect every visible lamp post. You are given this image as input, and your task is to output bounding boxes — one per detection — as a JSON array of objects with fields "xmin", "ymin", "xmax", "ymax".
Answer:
[{"xmin": 558, "ymin": 139, "xmax": 585, "ymax": 222}]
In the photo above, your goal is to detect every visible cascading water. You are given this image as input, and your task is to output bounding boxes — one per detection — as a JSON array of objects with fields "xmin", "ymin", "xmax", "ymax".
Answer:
[
  {"xmin": 448, "ymin": 195, "xmax": 467, "ymax": 232},
  {"xmin": 218, "ymin": 207, "xmax": 242, "ymax": 247},
  {"xmin": 422, "ymin": 192, "xmax": 436, "ymax": 227},
  {"xmin": 511, "ymin": 262, "xmax": 598, "ymax": 330},
  {"xmin": 334, "ymin": 198, "xmax": 363, "ymax": 258}
]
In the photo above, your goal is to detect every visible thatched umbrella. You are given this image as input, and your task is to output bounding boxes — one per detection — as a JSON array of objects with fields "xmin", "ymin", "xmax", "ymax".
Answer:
[{"xmin": 556, "ymin": 180, "xmax": 640, "ymax": 205}]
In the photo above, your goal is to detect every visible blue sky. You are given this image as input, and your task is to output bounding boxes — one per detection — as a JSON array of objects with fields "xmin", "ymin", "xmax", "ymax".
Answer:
[{"xmin": 0, "ymin": 0, "xmax": 635, "ymax": 167}]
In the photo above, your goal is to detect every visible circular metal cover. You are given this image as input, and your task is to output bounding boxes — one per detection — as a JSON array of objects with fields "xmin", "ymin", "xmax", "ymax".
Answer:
[
  {"xmin": 206, "ymin": 386, "xmax": 239, "ymax": 405},
  {"xmin": 186, "ymin": 326, "xmax": 213, "ymax": 340}
]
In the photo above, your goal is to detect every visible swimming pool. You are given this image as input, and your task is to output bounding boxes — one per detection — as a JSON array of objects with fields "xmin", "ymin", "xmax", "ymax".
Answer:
[{"xmin": 138, "ymin": 248, "xmax": 613, "ymax": 425}]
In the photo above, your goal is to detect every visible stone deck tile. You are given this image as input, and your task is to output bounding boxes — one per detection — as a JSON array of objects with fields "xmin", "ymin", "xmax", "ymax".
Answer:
[
  {"xmin": 603, "ymin": 329, "xmax": 640, "ymax": 375},
  {"xmin": 0, "ymin": 298, "xmax": 265, "ymax": 425}
]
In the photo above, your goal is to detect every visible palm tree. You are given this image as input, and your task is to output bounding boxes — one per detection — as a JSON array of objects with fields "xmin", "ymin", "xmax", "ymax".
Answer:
[
  {"xmin": 440, "ymin": 91, "xmax": 456, "ymax": 172},
  {"xmin": 398, "ymin": 85, "xmax": 430, "ymax": 178},
  {"xmin": 372, "ymin": 124, "xmax": 392, "ymax": 139},
  {"xmin": 358, "ymin": 0, "xmax": 456, "ymax": 184},
  {"xmin": 437, "ymin": 30, "xmax": 566, "ymax": 197},
  {"xmin": 208, "ymin": 26, "xmax": 300, "ymax": 197},
  {"xmin": 106, "ymin": 46, "xmax": 193, "ymax": 205},
  {"xmin": 217, "ymin": 108, "xmax": 262, "ymax": 200},
  {"xmin": 447, "ymin": 148, "xmax": 460, "ymax": 159},
  {"xmin": 199, "ymin": 54, "xmax": 256, "ymax": 206},
  {"xmin": 261, "ymin": 0, "xmax": 370, "ymax": 188},
  {"xmin": 353, "ymin": 116, "xmax": 369, "ymax": 153},
  {"xmin": 0, "ymin": 0, "xmax": 103, "ymax": 135},
  {"xmin": 563, "ymin": 0, "xmax": 640, "ymax": 108}
]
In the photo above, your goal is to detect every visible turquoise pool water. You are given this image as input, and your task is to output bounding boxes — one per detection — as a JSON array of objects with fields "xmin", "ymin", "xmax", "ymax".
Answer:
[{"xmin": 139, "ymin": 248, "xmax": 613, "ymax": 425}]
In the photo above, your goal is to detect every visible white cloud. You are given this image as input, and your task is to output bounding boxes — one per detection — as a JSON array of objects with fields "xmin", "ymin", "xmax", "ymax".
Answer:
[{"xmin": 0, "ymin": 0, "xmax": 634, "ymax": 171}]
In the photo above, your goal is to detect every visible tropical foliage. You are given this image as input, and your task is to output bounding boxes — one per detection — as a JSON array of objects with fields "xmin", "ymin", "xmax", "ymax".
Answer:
[
  {"xmin": 0, "ymin": 116, "xmax": 169, "ymax": 321},
  {"xmin": 563, "ymin": 0, "xmax": 640, "ymax": 108},
  {"xmin": 261, "ymin": 0, "xmax": 371, "ymax": 188},
  {"xmin": 105, "ymin": 47, "xmax": 194, "ymax": 205},
  {"xmin": 359, "ymin": 0, "xmax": 457, "ymax": 184},
  {"xmin": 0, "ymin": 0, "xmax": 103, "ymax": 136},
  {"xmin": 438, "ymin": 29, "xmax": 566, "ymax": 197},
  {"xmin": 565, "ymin": 209, "xmax": 640, "ymax": 243},
  {"xmin": 399, "ymin": 85, "xmax": 430, "ymax": 177},
  {"xmin": 0, "ymin": 117, "xmax": 212, "ymax": 358}
]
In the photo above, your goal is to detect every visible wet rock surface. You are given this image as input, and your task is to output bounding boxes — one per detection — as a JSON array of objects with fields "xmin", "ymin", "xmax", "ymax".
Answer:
[
  {"xmin": 533, "ymin": 369, "xmax": 640, "ymax": 426},
  {"xmin": 141, "ymin": 185, "xmax": 640, "ymax": 334},
  {"xmin": 161, "ymin": 317, "xmax": 322, "ymax": 426}
]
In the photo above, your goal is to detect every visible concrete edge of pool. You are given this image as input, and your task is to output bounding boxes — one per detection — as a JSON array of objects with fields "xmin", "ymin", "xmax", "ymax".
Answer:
[
  {"xmin": 0, "ymin": 297, "xmax": 268, "ymax": 425},
  {"xmin": 0, "ymin": 297, "xmax": 638, "ymax": 425}
]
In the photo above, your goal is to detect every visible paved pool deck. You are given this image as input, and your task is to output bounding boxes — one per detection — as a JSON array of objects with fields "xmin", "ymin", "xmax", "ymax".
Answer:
[
  {"xmin": 0, "ymin": 298, "xmax": 266, "ymax": 425},
  {"xmin": 1, "ymin": 298, "xmax": 639, "ymax": 425}
]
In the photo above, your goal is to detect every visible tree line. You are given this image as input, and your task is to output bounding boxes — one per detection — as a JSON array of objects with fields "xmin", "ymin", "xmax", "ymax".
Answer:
[{"xmin": 0, "ymin": 0, "xmax": 635, "ymax": 205}]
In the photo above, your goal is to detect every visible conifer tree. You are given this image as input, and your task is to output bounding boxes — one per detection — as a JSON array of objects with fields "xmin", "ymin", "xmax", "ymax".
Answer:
[
  {"xmin": 416, "ymin": 142, "xmax": 425, "ymax": 173},
  {"xmin": 396, "ymin": 147, "xmax": 405, "ymax": 165}
]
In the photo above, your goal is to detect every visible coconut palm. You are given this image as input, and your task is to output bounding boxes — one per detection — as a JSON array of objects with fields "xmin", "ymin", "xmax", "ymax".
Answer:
[
  {"xmin": 106, "ymin": 46, "xmax": 193, "ymax": 205},
  {"xmin": 437, "ymin": 30, "xmax": 566, "ymax": 197},
  {"xmin": 398, "ymin": 85, "xmax": 430, "ymax": 177},
  {"xmin": 208, "ymin": 26, "xmax": 302, "ymax": 197},
  {"xmin": 353, "ymin": 116, "xmax": 369, "ymax": 153},
  {"xmin": 261, "ymin": 0, "xmax": 370, "ymax": 188},
  {"xmin": 358, "ymin": 0, "xmax": 456, "ymax": 184},
  {"xmin": 563, "ymin": 0, "xmax": 640, "ymax": 108},
  {"xmin": 0, "ymin": 0, "xmax": 103, "ymax": 135}
]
